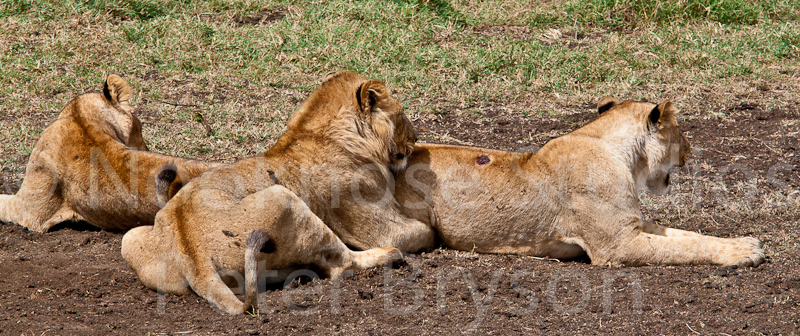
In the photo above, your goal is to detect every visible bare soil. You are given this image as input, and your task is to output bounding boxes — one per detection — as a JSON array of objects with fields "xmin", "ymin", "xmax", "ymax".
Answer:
[{"xmin": 1, "ymin": 102, "xmax": 799, "ymax": 335}]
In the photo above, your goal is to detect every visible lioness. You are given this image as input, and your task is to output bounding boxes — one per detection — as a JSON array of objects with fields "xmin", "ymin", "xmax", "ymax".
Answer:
[
  {"xmin": 122, "ymin": 71, "xmax": 430, "ymax": 314},
  {"xmin": 0, "ymin": 75, "xmax": 211, "ymax": 232},
  {"xmin": 392, "ymin": 97, "xmax": 764, "ymax": 266}
]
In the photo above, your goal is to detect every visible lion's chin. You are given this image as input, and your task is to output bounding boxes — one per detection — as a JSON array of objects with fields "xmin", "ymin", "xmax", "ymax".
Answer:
[
  {"xmin": 389, "ymin": 157, "xmax": 408, "ymax": 173},
  {"xmin": 646, "ymin": 172, "xmax": 672, "ymax": 196}
]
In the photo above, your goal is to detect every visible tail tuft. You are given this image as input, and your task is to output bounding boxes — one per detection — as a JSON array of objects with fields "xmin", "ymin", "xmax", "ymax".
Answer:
[
  {"xmin": 155, "ymin": 163, "xmax": 179, "ymax": 205},
  {"xmin": 156, "ymin": 163, "xmax": 178, "ymax": 184},
  {"xmin": 242, "ymin": 229, "xmax": 275, "ymax": 313},
  {"xmin": 246, "ymin": 229, "xmax": 275, "ymax": 254}
]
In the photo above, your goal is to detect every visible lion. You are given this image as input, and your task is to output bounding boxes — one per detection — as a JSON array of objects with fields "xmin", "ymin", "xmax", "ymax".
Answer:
[
  {"xmin": 391, "ymin": 97, "xmax": 764, "ymax": 267},
  {"xmin": 0, "ymin": 75, "xmax": 212, "ymax": 232},
  {"xmin": 121, "ymin": 71, "xmax": 432, "ymax": 314},
  {"xmin": 148, "ymin": 95, "xmax": 764, "ymax": 268}
]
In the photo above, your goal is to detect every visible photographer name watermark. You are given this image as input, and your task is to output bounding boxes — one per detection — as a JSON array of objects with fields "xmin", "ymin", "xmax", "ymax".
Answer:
[{"xmin": 154, "ymin": 255, "xmax": 643, "ymax": 330}]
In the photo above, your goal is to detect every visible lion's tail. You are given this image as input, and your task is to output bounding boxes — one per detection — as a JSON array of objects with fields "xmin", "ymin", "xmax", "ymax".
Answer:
[
  {"xmin": 155, "ymin": 163, "xmax": 178, "ymax": 206},
  {"xmin": 243, "ymin": 229, "xmax": 276, "ymax": 313}
]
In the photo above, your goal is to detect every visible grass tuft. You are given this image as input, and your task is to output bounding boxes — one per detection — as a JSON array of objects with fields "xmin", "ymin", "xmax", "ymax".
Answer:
[
  {"xmin": 565, "ymin": 0, "xmax": 798, "ymax": 27},
  {"xmin": 86, "ymin": 0, "xmax": 174, "ymax": 20},
  {"xmin": 0, "ymin": 0, "xmax": 33, "ymax": 18}
]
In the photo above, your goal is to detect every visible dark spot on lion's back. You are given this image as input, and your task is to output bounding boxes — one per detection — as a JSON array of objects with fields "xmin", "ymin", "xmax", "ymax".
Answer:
[
  {"xmin": 222, "ymin": 230, "xmax": 237, "ymax": 238},
  {"xmin": 234, "ymin": 241, "xmax": 241, "ymax": 247},
  {"xmin": 268, "ymin": 170, "xmax": 279, "ymax": 184},
  {"xmin": 476, "ymin": 155, "xmax": 490, "ymax": 165}
]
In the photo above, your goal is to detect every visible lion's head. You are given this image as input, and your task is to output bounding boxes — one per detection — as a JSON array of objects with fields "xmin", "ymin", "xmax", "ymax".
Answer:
[
  {"xmin": 278, "ymin": 71, "xmax": 417, "ymax": 170},
  {"xmin": 65, "ymin": 74, "xmax": 149, "ymax": 151},
  {"xmin": 597, "ymin": 96, "xmax": 691, "ymax": 195},
  {"xmin": 59, "ymin": 75, "xmax": 147, "ymax": 150}
]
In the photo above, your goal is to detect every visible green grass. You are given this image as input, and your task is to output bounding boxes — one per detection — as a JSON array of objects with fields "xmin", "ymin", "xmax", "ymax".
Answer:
[
  {"xmin": 0, "ymin": 0, "xmax": 799, "ymax": 160},
  {"xmin": 564, "ymin": 0, "xmax": 791, "ymax": 26}
]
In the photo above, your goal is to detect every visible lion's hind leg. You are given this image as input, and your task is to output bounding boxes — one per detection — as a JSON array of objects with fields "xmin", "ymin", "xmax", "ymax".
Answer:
[
  {"xmin": 132, "ymin": 230, "xmax": 252, "ymax": 315},
  {"xmin": 121, "ymin": 225, "xmax": 191, "ymax": 295},
  {"xmin": 189, "ymin": 230, "xmax": 277, "ymax": 315},
  {"xmin": 0, "ymin": 194, "xmax": 13, "ymax": 222},
  {"xmin": 0, "ymin": 160, "xmax": 80, "ymax": 232},
  {"xmin": 0, "ymin": 193, "xmax": 75, "ymax": 232},
  {"xmin": 0, "ymin": 193, "xmax": 40, "ymax": 229},
  {"xmin": 247, "ymin": 185, "xmax": 402, "ymax": 279},
  {"xmin": 180, "ymin": 185, "xmax": 401, "ymax": 315}
]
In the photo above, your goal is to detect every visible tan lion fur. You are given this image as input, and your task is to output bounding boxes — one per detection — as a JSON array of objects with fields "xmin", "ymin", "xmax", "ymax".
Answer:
[
  {"xmin": 0, "ymin": 75, "xmax": 212, "ymax": 232},
  {"xmin": 392, "ymin": 98, "xmax": 764, "ymax": 267},
  {"xmin": 121, "ymin": 72, "xmax": 429, "ymax": 314}
]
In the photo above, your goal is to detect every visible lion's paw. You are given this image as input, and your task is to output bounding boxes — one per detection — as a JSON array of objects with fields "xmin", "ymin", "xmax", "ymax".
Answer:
[
  {"xmin": 720, "ymin": 237, "xmax": 764, "ymax": 267},
  {"xmin": 377, "ymin": 246, "xmax": 404, "ymax": 264},
  {"xmin": 349, "ymin": 246, "xmax": 403, "ymax": 272}
]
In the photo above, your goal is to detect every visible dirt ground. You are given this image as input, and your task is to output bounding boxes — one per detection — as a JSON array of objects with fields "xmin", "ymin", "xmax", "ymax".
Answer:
[{"xmin": 1, "ymin": 101, "xmax": 799, "ymax": 335}]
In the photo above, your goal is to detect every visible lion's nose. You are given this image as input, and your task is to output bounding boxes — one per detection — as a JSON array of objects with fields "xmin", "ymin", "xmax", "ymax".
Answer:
[{"xmin": 395, "ymin": 153, "xmax": 405, "ymax": 160}]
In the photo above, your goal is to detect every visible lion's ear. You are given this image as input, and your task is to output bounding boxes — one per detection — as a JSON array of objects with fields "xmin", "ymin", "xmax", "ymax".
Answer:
[
  {"xmin": 597, "ymin": 96, "xmax": 620, "ymax": 114},
  {"xmin": 322, "ymin": 71, "xmax": 341, "ymax": 84},
  {"xmin": 358, "ymin": 80, "xmax": 388, "ymax": 117},
  {"xmin": 128, "ymin": 114, "xmax": 149, "ymax": 151},
  {"xmin": 656, "ymin": 101, "xmax": 676, "ymax": 121},
  {"xmin": 104, "ymin": 74, "xmax": 133, "ymax": 112},
  {"xmin": 650, "ymin": 101, "xmax": 677, "ymax": 126}
]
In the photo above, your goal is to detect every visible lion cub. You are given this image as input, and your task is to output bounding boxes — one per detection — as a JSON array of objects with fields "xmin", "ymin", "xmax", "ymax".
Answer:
[
  {"xmin": 392, "ymin": 97, "xmax": 764, "ymax": 267},
  {"xmin": 122, "ymin": 72, "xmax": 430, "ymax": 314},
  {"xmin": 0, "ymin": 75, "xmax": 211, "ymax": 232}
]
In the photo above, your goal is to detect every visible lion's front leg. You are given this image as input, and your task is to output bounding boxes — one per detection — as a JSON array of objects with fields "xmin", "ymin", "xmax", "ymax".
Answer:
[
  {"xmin": 332, "ymin": 202, "xmax": 436, "ymax": 254},
  {"xmin": 606, "ymin": 233, "xmax": 764, "ymax": 267},
  {"xmin": 580, "ymin": 223, "xmax": 764, "ymax": 267},
  {"xmin": 360, "ymin": 212, "xmax": 436, "ymax": 253},
  {"xmin": 641, "ymin": 220, "xmax": 704, "ymax": 237},
  {"xmin": 567, "ymin": 213, "xmax": 764, "ymax": 267}
]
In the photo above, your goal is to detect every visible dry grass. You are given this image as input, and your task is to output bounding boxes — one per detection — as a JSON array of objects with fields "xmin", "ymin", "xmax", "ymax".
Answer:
[{"xmin": 0, "ymin": 0, "xmax": 798, "ymax": 180}]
